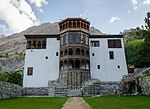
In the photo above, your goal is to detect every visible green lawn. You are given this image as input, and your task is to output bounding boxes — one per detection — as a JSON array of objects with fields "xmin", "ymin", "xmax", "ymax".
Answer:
[
  {"xmin": 84, "ymin": 96, "xmax": 150, "ymax": 109},
  {"xmin": 0, "ymin": 97, "xmax": 68, "ymax": 109}
]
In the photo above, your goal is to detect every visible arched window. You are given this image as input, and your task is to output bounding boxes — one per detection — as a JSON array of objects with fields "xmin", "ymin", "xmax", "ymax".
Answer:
[
  {"xmin": 81, "ymin": 49, "xmax": 84, "ymax": 56},
  {"xmin": 42, "ymin": 41, "xmax": 46, "ymax": 49},
  {"xmin": 64, "ymin": 49, "xmax": 68, "ymax": 56},
  {"xmin": 86, "ymin": 50, "xmax": 89, "ymax": 56},
  {"xmin": 60, "ymin": 61, "xmax": 63, "ymax": 70},
  {"xmin": 75, "ymin": 60, "xmax": 80, "ymax": 69},
  {"xmin": 76, "ymin": 48, "xmax": 80, "ymax": 55},
  {"xmin": 86, "ymin": 61, "xmax": 90, "ymax": 69},
  {"xmin": 69, "ymin": 49, "xmax": 73, "ymax": 55},
  {"xmin": 37, "ymin": 41, "xmax": 41, "ymax": 49},
  {"xmin": 80, "ymin": 60, "xmax": 86, "ymax": 69},
  {"xmin": 64, "ymin": 60, "xmax": 68, "ymax": 69},
  {"xmin": 68, "ymin": 60, "xmax": 74, "ymax": 69},
  {"xmin": 60, "ymin": 51, "xmax": 63, "ymax": 57}
]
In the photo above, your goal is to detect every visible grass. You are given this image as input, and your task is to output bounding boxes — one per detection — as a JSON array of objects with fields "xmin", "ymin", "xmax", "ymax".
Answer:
[
  {"xmin": 84, "ymin": 96, "xmax": 150, "ymax": 109},
  {"xmin": 0, "ymin": 97, "xmax": 68, "ymax": 109}
]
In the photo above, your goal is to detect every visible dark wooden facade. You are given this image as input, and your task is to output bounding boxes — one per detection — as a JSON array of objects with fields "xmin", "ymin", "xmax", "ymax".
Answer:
[{"xmin": 59, "ymin": 18, "xmax": 91, "ymax": 89}]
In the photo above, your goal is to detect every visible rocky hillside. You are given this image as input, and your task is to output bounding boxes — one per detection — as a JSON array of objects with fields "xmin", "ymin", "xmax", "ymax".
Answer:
[{"xmin": 0, "ymin": 22, "xmax": 104, "ymax": 71}]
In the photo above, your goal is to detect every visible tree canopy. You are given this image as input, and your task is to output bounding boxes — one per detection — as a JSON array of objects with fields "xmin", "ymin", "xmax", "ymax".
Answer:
[{"xmin": 125, "ymin": 12, "xmax": 150, "ymax": 67}]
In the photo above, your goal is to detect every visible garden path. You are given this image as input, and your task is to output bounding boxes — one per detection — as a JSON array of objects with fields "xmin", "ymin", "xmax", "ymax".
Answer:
[{"xmin": 61, "ymin": 97, "xmax": 91, "ymax": 109}]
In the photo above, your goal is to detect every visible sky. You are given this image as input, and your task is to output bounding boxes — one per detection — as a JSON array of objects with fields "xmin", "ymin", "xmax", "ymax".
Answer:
[{"xmin": 0, "ymin": 0, "xmax": 150, "ymax": 36}]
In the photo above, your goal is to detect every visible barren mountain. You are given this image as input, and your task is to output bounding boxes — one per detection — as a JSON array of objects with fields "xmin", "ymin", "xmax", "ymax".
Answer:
[{"xmin": 0, "ymin": 22, "xmax": 104, "ymax": 71}]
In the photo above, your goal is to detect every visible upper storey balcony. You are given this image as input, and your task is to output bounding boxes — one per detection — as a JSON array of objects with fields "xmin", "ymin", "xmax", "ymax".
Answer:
[{"xmin": 59, "ymin": 18, "xmax": 90, "ymax": 33}]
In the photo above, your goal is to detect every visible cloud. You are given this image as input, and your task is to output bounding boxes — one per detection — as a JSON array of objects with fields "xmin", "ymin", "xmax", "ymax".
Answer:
[
  {"xmin": 108, "ymin": 17, "xmax": 121, "ymax": 24},
  {"xmin": 143, "ymin": 0, "xmax": 150, "ymax": 5},
  {"xmin": 131, "ymin": 0, "xmax": 138, "ymax": 10},
  {"xmin": 0, "ymin": 0, "xmax": 39, "ymax": 35},
  {"xmin": 29, "ymin": 0, "xmax": 48, "ymax": 12}
]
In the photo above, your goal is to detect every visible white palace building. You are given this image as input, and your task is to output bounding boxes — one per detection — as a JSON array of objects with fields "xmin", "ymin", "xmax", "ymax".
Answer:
[{"xmin": 23, "ymin": 18, "xmax": 128, "ymax": 89}]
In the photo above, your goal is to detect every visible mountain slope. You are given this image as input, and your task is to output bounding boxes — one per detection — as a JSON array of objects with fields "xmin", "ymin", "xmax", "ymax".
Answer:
[{"xmin": 0, "ymin": 22, "xmax": 104, "ymax": 71}]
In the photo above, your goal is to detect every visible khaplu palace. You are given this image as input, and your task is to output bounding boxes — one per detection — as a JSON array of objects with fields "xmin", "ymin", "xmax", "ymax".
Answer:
[{"xmin": 23, "ymin": 18, "xmax": 128, "ymax": 94}]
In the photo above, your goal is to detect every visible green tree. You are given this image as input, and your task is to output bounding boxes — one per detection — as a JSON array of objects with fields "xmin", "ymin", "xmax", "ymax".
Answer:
[
  {"xmin": 137, "ymin": 12, "xmax": 150, "ymax": 67},
  {"xmin": 7, "ymin": 71, "xmax": 23, "ymax": 86},
  {"xmin": 125, "ymin": 12, "xmax": 150, "ymax": 67},
  {"xmin": 125, "ymin": 40, "xmax": 144, "ymax": 66}
]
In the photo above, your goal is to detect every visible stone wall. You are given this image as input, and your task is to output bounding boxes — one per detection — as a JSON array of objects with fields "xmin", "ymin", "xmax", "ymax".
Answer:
[
  {"xmin": 139, "ymin": 76, "xmax": 150, "ymax": 95},
  {"xmin": 0, "ymin": 81, "xmax": 22, "ymax": 99},
  {"xmin": 23, "ymin": 87, "xmax": 48, "ymax": 96},
  {"xmin": 82, "ymin": 80, "xmax": 121, "ymax": 96},
  {"xmin": 48, "ymin": 81, "xmax": 68, "ymax": 97}
]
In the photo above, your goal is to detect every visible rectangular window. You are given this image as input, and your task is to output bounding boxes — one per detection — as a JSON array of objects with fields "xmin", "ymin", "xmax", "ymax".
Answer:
[
  {"xmin": 27, "ymin": 67, "xmax": 33, "ymax": 76},
  {"xmin": 76, "ymin": 32, "xmax": 81, "ymax": 44},
  {"xmin": 109, "ymin": 51, "xmax": 114, "ymax": 60},
  {"xmin": 97, "ymin": 65, "xmax": 100, "ymax": 69},
  {"xmin": 91, "ymin": 41, "xmax": 100, "ymax": 47},
  {"xmin": 68, "ymin": 32, "xmax": 74, "ymax": 44},
  {"xmin": 108, "ymin": 39, "xmax": 122, "ymax": 48}
]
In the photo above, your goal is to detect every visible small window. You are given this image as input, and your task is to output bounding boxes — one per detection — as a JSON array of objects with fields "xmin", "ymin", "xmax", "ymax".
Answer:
[
  {"xmin": 56, "ymin": 52, "xmax": 59, "ymax": 56},
  {"xmin": 27, "ymin": 67, "xmax": 33, "ymax": 76},
  {"xmin": 92, "ymin": 53, "xmax": 95, "ymax": 56},
  {"xmin": 45, "ymin": 56, "xmax": 48, "ymax": 59},
  {"xmin": 109, "ymin": 51, "xmax": 114, "ymax": 60},
  {"xmin": 118, "ymin": 65, "xmax": 120, "ymax": 69},
  {"xmin": 91, "ymin": 41, "xmax": 100, "ymax": 47},
  {"xmin": 97, "ymin": 65, "xmax": 100, "ymax": 69}
]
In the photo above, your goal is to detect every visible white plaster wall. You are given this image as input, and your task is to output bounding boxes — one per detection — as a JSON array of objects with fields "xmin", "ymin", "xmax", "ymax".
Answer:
[
  {"xmin": 23, "ymin": 38, "xmax": 60, "ymax": 87},
  {"xmin": 89, "ymin": 38, "xmax": 128, "ymax": 81}
]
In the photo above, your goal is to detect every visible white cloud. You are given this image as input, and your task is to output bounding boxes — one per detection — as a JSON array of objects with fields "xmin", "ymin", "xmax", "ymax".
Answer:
[
  {"xmin": 29, "ymin": 0, "xmax": 48, "ymax": 12},
  {"xmin": 0, "ymin": 0, "xmax": 39, "ymax": 35},
  {"xmin": 143, "ymin": 0, "xmax": 150, "ymax": 5},
  {"xmin": 108, "ymin": 17, "xmax": 121, "ymax": 24},
  {"xmin": 131, "ymin": 0, "xmax": 138, "ymax": 10}
]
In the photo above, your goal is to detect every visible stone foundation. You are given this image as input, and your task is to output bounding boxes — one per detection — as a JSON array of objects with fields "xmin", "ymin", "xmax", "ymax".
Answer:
[
  {"xmin": 0, "ymin": 81, "xmax": 22, "ymax": 99},
  {"xmin": 48, "ymin": 81, "xmax": 68, "ymax": 97},
  {"xmin": 23, "ymin": 87, "xmax": 48, "ymax": 96},
  {"xmin": 82, "ymin": 80, "xmax": 121, "ymax": 96}
]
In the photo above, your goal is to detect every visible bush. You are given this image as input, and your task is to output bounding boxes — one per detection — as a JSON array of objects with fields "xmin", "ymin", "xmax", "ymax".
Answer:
[{"xmin": 0, "ymin": 71, "xmax": 23, "ymax": 86}]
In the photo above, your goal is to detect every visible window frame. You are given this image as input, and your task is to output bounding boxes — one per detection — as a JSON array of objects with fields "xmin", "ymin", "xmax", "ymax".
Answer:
[
  {"xmin": 27, "ymin": 67, "xmax": 33, "ymax": 76},
  {"xmin": 109, "ymin": 51, "xmax": 114, "ymax": 60}
]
